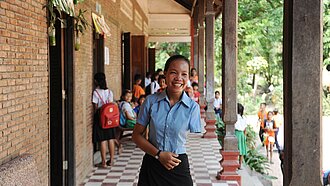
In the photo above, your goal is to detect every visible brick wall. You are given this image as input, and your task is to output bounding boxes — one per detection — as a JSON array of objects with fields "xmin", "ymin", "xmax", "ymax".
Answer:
[
  {"xmin": 73, "ymin": 0, "xmax": 148, "ymax": 185},
  {"xmin": 0, "ymin": 0, "xmax": 49, "ymax": 185},
  {"xmin": 0, "ymin": 0, "xmax": 148, "ymax": 185}
]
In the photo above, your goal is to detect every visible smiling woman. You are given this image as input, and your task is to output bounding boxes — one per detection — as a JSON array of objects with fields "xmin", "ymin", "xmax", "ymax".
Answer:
[{"xmin": 132, "ymin": 55, "xmax": 201, "ymax": 186}]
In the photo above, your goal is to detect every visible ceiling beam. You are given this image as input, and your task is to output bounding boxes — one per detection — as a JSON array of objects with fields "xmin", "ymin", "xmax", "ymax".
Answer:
[
  {"xmin": 190, "ymin": 0, "xmax": 197, "ymax": 17},
  {"xmin": 174, "ymin": 0, "xmax": 193, "ymax": 11}
]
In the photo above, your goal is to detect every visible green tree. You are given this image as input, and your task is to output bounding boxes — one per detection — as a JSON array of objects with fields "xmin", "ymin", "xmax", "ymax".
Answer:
[
  {"xmin": 324, "ymin": 0, "xmax": 330, "ymax": 65},
  {"xmin": 149, "ymin": 42, "xmax": 191, "ymax": 70},
  {"xmin": 238, "ymin": 0, "xmax": 283, "ymax": 89}
]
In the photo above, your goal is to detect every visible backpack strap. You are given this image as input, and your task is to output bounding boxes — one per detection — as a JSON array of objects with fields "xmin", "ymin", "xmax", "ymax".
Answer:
[
  {"xmin": 106, "ymin": 89, "xmax": 112, "ymax": 103},
  {"xmin": 95, "ymin": 90, "xmax": 106, "ymax": 105}
]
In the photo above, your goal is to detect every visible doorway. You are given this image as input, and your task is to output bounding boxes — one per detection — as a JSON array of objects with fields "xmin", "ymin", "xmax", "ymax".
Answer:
[
  {"xmin": 49, "ymin": 15, "xmax": 75, "ymax": 186},
  {"xmin": 92, "ymin": 31, "xmax": 105, "ymax": 156}
]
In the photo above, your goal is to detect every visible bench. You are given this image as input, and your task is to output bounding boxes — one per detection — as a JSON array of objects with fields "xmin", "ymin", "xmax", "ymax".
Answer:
[{"xmin": 0, "ymin": 154, "xmax": 41, "ymax": 186}]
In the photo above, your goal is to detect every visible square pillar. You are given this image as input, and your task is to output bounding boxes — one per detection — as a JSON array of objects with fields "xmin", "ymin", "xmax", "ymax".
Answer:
[
  {"xmin": 203, "ymin": 0, "xmax": 217, "ymax": 139},
  {"xmin": 198, "ymin": 0, "xmax": 205, "ymax": 103},
  {"xmin": 217, "ymin": 0, "xmax": 240, "ymax": 184},
  {"xmin": 283, "ymin": 0, "xmax": 323, "ymax": 185}
]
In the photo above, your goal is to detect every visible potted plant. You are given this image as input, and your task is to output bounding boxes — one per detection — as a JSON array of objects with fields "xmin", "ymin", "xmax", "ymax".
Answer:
[
  {"xmin": 215, "ymin": 115, "xmax": 225, "ymax": 148},
  {"xmin": 74, "ymin": 9, "xmax": 88, "ymax": 51}
]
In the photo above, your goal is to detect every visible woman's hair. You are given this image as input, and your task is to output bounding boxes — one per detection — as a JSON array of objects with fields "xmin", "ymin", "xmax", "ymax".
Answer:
[
  {"xmin": 120, "ymin": 89, "xmax": 132, "ymax": 101},
  {"xmin": 94, "ymin": 72, "xmax": 107, "ymax": 90},
  {"xmin": 164, "ymin": 55, "xmax": 190, "ymax": 73},
  {"xmin": 237, "ymin": 103, "xmax": 244, "ymax": 116}
]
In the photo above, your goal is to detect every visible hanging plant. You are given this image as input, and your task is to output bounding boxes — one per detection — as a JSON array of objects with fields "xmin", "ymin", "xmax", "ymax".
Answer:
[
  {"xmin": 43, "ymin": 0, "xmax": 62, "ymax": 46},
  {"xmin": 74, "ymin": 0, "xmax": 85, "ymax": 4},
  {"xmin": 74, "ymin": 9, "xmax": 89, "ymax": 51},
  {"xmin": 44, "ymin": 0, "xmax": 75, "ymax": 46}
]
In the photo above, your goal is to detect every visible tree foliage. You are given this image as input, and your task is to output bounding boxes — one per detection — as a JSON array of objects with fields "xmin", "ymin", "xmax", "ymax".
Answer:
[
  {"xmin": 324, "ymin": 0, "xmax": 330, "ymax": 65},
  {"xmin": 148, "ymin": 42, "xmax": 191, "ymax": 70},
  {"xmin": 151, "ymin": 0, "xmax": 330, "ymax": 115}
]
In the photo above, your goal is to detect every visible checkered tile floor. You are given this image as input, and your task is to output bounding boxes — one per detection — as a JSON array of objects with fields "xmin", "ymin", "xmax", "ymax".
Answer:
[{"xmin": 81, "ymin": 133, "xmax": 238, "ymax": 186}]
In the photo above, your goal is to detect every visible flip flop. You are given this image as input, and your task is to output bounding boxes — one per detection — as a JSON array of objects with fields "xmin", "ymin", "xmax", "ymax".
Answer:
[
  {"xmin": 95, "ymin": 162, "xmax": 107, "ymax": 168},
  {"xmin": 106, "ymin": 160, "xmax": 111, "ymax": 166}
]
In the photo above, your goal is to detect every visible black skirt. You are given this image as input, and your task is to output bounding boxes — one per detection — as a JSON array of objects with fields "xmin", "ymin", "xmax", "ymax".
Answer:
[
  {"xmin": 93, "ymin": 111, "xmax": 116, "ymax": 143},
  {"xmin": 138, "ymin": 153, "xmax": 193, "ymax": 186}
]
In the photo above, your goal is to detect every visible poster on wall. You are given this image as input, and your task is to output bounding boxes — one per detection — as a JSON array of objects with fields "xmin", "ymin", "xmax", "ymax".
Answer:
[{"xmin": 105, "ymin": 47, "xmax": 110, "ymax": 65}]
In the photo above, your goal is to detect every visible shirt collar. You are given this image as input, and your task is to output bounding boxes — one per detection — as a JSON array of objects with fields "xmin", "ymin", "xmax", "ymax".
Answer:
[{"xmin": 156, "ymin": 89, "xmax": 191, "ymax": 108}]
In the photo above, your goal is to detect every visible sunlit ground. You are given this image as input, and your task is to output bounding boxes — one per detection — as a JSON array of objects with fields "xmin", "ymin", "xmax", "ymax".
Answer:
[{"xmin": 323, "ymin": 117, "xmax": 330, "ymax": 171}]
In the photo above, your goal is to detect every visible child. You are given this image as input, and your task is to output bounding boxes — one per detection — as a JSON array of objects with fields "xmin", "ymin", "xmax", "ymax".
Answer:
[
  {"xmin": 213, "ymin": 91, "xmax": 222, "ymax": 117},
  {"xmin": 92, "ymin": 72, "xmax": 116, "ymax": 168},
  {"xmin": 134, "ymin": 95, "xmax": 146, "ymax": 116},
  {"xmin": 150, "ymin": 72, "xmax": 160, "ymax": 94},
  {"xmin": 120, "ymin": 90, "xmax": 137, "ymax": 128},
  {"xmin": 145, "ymin": 72, "xmax": 151, "ymax": 87},
  {"xmin": 258, "ymin": 103, "xmax": 267, "ymax": 145},
  {"xmin": 234, "ymin": 103, "xmax": 247, "ymax": 168},
  {"xmin": 185, "ymin": 86, "xmax": 194, "ymax": 99},
  {"xmin": 190, "ymin": 68, "xmax": 198, "ymax": 83},
  {"xmin": 157, "ymin": 75, "xmax": 167, "ymax": 93},
  {"xmin": 191, "ymin": 82, "xmax": 200, "ymax": 102},
  {"xmin": 262, "ymin": 111, "xmax": 277, "ymax": 163},
  {"xmin": 132, "ymin": 74, "xmax": 145, "ymax": 100}
]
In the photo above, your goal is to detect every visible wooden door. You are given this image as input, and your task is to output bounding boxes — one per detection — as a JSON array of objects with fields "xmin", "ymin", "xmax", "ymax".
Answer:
[{"xmin": 131, "ymin": 35, "xmax": 147, "ymax": 87}]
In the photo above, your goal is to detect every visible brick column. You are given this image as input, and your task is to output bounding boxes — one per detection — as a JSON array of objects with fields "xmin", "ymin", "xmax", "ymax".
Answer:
[
  {"xmin": 217, "ymin": 0, "xmax": 240, "ymax": 184},
  {"xmin": 203, "ymin": 0, "xmax": 216, "ymax": 139},
  {"xmin": 283, "ymin": 0, "xmax": 322, "ymax": 185}
]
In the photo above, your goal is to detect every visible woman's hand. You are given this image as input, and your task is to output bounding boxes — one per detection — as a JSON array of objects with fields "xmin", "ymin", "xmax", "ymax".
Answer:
[{"xmin": 158, "ymin": 151, "xmax": 181, "ymax": 170}]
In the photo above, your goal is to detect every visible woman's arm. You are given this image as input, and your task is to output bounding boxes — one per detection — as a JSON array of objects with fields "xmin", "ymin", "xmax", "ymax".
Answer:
[
  {"xmin": 132, "ymin": 124, "xmax": 158, "ymax": 156},
  {"xmin": 132, "ymin": 124, "xmax": 181, "ymax": 170},
  {"xmin": 125, "ymin": 110, "xmax": 136, "ymax": 120},
  {"xmin": 93, "ymin": 103, "xmax": 98, "ymax": 113}
]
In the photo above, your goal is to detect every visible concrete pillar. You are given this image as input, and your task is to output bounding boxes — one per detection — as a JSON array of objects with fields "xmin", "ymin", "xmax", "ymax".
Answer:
[
  {"xmin": 217, "ymin": 0, "xmax": 240, "ymax": 184},
  {"xmin": 283, "ymin": 0, "xmax": 322, "ymax": 185},
  {"xmin": 203, "ymin": 0, "xmax": 216, "ymax": 139}
]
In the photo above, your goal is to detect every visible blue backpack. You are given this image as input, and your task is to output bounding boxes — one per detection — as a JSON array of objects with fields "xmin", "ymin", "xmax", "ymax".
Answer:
[{"xmin": 119, "ymin": 102, "xmax": 126, "ymax": 127}]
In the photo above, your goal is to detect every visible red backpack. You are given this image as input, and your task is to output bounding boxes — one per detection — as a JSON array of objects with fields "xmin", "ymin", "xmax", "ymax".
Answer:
[{"xmin": 95, "ymin": 90, "xmax": 119, "ymax": 129}]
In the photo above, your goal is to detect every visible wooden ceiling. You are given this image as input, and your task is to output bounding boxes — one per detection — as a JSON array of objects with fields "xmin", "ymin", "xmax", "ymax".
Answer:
[{"xmin": 147, "ymin": 0, "xmax": 223, "ymax": 42}]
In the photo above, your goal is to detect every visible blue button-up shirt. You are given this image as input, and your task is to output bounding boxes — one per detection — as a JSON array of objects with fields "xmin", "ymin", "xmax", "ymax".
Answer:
[{"xmin": 137, "ymin": 90, "xmax": 201, "ymax": 154}]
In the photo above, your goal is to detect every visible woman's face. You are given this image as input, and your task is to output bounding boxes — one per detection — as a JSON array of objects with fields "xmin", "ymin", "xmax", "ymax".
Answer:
[{"xmin": 165, "ymin": 59, "xmax": 189, "ymax": 95}]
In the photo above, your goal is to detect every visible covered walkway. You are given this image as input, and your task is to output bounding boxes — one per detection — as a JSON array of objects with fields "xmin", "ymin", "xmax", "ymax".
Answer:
[{"xmin": 82, "ymin": 134, "xmax": 238, "ymax": 186}]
